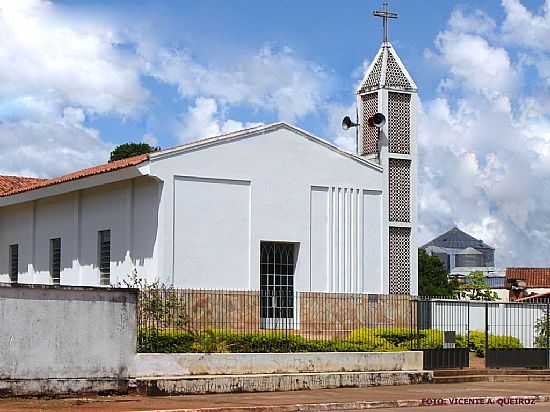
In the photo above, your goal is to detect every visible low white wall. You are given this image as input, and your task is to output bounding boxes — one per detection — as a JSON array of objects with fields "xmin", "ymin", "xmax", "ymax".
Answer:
[
  {"xmin": 132, "ymin": 351, "xmax": 423, "ymax": 377},
  {"xmin": 0, "ymin": 284, "xmax": 137, "ymax": 396}
]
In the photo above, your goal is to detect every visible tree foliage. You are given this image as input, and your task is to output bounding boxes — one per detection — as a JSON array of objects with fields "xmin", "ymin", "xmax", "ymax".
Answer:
[
  {"xmin": 455, "ymin": 271, "xmax": 498, "ymax": 301},
  {"xmin": 418, "ymin": 248, "xmax": 454, "ymax": 297},
  {"xmin": 109, "ymin": 142, "xmax": 160, "ymax": 162}
]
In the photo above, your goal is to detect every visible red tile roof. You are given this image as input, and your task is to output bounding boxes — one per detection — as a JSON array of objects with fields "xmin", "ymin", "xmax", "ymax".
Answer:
[
  {"xmin": 0, "ymin": 154, "xmax": 148, "ymax": 198},
  {"xmin": 0, "ymin": 175, "xmax": 47, "ymax": 195},
  {"xmin": 506, "ymin": 268, "xmax": 550, "ymax": 288}
]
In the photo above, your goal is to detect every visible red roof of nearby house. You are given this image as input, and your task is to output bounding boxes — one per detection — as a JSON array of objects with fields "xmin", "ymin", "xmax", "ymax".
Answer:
[
  {"xmin": 0, "ymin": 154, "xmax": 149, "ymax": 198},
  {"xmin": 506, "ymin": 268, "xmax": 550, "ymax": 288}
]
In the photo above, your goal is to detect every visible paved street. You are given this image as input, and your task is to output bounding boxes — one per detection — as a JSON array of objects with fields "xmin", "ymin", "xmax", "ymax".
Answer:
[
  {"xmin": 390, "ymin": 406, "xmax": 548, "ymax": 412},
  {"xmin": 0, "ymin": 381, "xmax": 549, "ymax": 411}
]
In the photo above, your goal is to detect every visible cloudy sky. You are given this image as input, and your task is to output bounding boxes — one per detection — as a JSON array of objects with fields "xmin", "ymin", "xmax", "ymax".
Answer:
[{"xmin": 1, "ymin": 0, "xmax": 550, "ymax": 267}]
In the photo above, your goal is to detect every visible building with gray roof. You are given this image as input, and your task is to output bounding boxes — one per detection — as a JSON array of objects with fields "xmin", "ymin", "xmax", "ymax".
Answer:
[{"xmin": 422, "ymin": 227, "xmax": 495, "ymax": 273}]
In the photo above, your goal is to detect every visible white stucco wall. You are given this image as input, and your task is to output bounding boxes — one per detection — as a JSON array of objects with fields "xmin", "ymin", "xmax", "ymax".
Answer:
[
  {"xmin": 0, "ymin": 176, "xmax": 159, "ymax": 286},
  {"xmin": 0, "ymin": 126, "xmax": 387, "ymax": 293},
  {"xmin": 150, "ymin": 127, "xmax": 384, "ymax": 293}
]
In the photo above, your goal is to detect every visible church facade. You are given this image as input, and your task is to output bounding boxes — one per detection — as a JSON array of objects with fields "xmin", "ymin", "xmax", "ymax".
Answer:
[{"xmin": 0, "ymin": 41, "xmax": 418, "ymax": 297}]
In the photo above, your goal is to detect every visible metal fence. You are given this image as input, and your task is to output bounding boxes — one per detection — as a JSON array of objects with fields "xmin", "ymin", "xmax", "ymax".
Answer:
[
  {"xmin": 137, "ymin": 289, "xmax": 420, "ymax": 353},
  {"xmin": 136, "ymin": 288, "xmax": 550, "ymax": 357}
]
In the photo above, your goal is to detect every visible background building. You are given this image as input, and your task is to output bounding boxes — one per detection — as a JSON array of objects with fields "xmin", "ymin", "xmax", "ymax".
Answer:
[
  {"xmin": 422, "ymin": 227, "xmax": 508, "ymax": 299},
  {"xmin": 422, "ymin": 227, "xmax": 495, "ymax": 273}
]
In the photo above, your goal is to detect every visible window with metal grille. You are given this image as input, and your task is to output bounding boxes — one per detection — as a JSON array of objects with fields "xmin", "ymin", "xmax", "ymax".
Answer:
[
  {"xmin": 98, "ymin": 230, "xmax": 111, "ymax": 286},
  {"xmin": 260, "ymin": 242, "xmax": 296, "ymax": 320},
  {"xmin": 9, "ymin": 244, "xmax": 18, "ymax": 283},
  {"xmin": 50, "ymin": 238, "xmax": 61, "ymax": 285}
]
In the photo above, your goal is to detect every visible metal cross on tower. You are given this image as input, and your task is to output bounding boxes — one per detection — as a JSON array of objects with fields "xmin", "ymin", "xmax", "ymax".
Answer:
[{"xmin": 373, "ymin": 1, "xmax": 398, "ymax": 43}]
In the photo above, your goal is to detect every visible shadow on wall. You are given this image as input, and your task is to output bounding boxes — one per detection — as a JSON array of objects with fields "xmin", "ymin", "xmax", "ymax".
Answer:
[{"xmin": 9, "ymin": 176, "xmax": 161, "ymax": 286}]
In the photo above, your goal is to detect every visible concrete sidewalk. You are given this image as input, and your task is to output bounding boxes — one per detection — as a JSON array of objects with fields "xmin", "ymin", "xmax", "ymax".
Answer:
[{"xmin": 1, "ymin": 381, "xmax": 550, "ymax": 411}]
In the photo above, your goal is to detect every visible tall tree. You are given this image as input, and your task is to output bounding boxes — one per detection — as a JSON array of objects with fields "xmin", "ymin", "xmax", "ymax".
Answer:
[
  {"xmin": 110, "ymin": 142, "xmax": 160, "ymax": 162},
  {"xmin": 418, "ymin": 248, "xmax": 453, "ymax": 297}
]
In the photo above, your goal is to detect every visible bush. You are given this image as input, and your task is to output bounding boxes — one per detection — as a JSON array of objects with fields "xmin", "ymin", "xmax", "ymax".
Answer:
[
  {"xmin": 349, "ymin": 328, "xmax": 453, "ymax": 350},
  {"xmin": 138, "ymin": 327, "xmax": 521, "ymax": 354},
  {"xmin": 350, "ymin": 327, "xmax": 420, "ymax": 350},
  {"xmin": 139, "ymin": 328, "xmax": 400, "ymax": 353},
  {"xmin": 465, "ymin": 330, "xmax": 523, "ymax": 357},
  {"xmin": 138, "ymin": 328, "xmax": 195, "ymax": 353}
]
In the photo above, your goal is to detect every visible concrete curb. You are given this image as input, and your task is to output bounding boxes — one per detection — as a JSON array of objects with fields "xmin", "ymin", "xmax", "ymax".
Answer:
[
  {"xmin": 135, "ymin": 371, "xmax": 432, "ymax": 396},
  {"xmin": 129, "ymin": 394, "xmax": 550, "ymax": 412}
]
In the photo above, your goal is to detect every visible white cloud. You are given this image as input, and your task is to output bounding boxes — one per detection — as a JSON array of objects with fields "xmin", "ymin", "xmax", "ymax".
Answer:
[
  {"xmin": 448, "ymin": 8, "xmax": 496, "ymax": 35},
  {"xmin": 142, "ymin": 132, "xmax": 159, "ymax": 147},
  {"xmin": 178, "ymin": 97, "xmax": 262, "ymax": 142},
  {"xmin": 0, "ymin": 1, "xmax": 333, "ymax": 179},
  {"xmin": 325, "ymin": 103, "xmax": 357, "ymax": 152},
  {"xmin": 0, "ymin": 0, "xmax": 148, "ymax": 117},
  {"xmin": 419, "ymin": 3, "xmax": 550, "ymax": 267},
  {"xmin": 432, "ymin": 30, "xmax": 519, "ymax": 98},
  {"xmin": 142, "ymin": 45, "xmax": 329, "ymax": 123},
  {"xmin": 501, "ymin": 0, "xmax": 550, "ymax": 51},
  {"xmin": 0, "ymin": 0, "xmax": 147, "ymax": 178},
  {"xmin": 0, "ymin": 114, "xmax": 110, "ymax": 178}
]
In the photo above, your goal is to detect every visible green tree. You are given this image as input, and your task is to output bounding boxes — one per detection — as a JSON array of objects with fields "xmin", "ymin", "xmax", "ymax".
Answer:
[
  {"xmin": 110, "ymin": 142, "xmax": 160, "ymax": 162},
  {"xmin": 456, "ymin": 271, "xmax": 498, "ymax": 301},
  {"xmin": 418, "ymin": 248, "xmax": 453, "ymax": 297}
]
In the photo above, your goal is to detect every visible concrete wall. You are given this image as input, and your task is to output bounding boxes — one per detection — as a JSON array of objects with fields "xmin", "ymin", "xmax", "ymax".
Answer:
[
  {"xmin": 0, "ymin": 284, "xmax": 137, "ymax": 396},
  {"xmin": 0, "ymin": 176, "xmax": 160, "ymax": 286},
  {"xmin": 132, "ymin": 351, "xmax": 423, "ymax": 377}
]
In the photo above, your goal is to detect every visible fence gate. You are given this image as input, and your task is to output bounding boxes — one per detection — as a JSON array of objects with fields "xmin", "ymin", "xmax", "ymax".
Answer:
[
  {"xmin": 416, "ymin": 298, "xmax": 470, "ymax": 369},
  {"xmin": 485, "ymin": 301, "xmax": 550, "ymax": 369}
]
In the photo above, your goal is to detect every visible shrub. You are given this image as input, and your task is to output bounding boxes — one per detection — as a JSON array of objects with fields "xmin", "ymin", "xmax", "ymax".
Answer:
[
  {"xmin": 416, "ymin": 329, "xmax": 444, "ymax": 349},
  {"xmin": 349, "ymin": 327, "xmax": 412, "ymax": 346},
  {"xmin": 346, "ymin": 329, "xmax": 394, "ymax": 351},
  {"xmin": 139, "ymin": 327, "xmax": 519, "ymax": 354},
  {"xmin": 138, "ymin": 328, "xmax": 195, "ymax": 353},
  {"xmin": 139, "ymin": 328, "xmax": 404, "ymax": 353},
  {"xmin": 349, "ymin": 327, "xmax": 450, "ymax": 350},
  {"xmin": 465, "ymin": 330, "xmax": 522, "ymax": 357}
]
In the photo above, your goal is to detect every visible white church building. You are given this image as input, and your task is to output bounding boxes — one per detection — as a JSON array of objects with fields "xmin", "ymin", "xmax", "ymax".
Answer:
[{"xmin": 0, "ymin": 37, "xmax": 418, "ymax": 296}]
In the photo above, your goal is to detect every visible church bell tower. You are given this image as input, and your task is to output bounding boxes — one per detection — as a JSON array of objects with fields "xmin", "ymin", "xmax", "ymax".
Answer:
[{"xmin": 356, "ymin": 2, "xmax": 418, "ymax": 295}]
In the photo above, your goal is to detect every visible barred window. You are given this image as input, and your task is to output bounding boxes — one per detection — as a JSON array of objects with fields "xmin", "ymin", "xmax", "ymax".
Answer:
[
  {"xmin": 260, "ymin": 242, "xmax": 296, "ymax": 321},
  {"xmin": 98, "ymin": 230, "xmax": 111, "ymax": 286},
  {"xmin": 50, "ymin": 238, "xmax": 61, "ymax": 285},
  {"xmin": 9, "ymin": 244, "xmax": 18, "ymax": 283}
]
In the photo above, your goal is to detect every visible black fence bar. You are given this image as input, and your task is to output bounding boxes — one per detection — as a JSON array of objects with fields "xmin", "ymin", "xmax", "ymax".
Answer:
[{"xmin": 423, "ymin": 348, "xmax": 469, "ymax": 370}]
